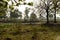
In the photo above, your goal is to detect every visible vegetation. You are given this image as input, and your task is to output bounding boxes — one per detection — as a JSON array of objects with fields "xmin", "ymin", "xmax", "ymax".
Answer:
[
  {"xmin": 24, "ymin": 7, "xmax": 30, "ymax": 21},
  {"xmin": 0, "ymin": 0, "xmax": 7, "ymax": 18},
  {"xmin": 0, "ymin": 0, "xmax": 60, "ymax": 40},
  {"xmin": 52, "ymin": 0, "xmax": 60, "ymax": 23},
  {"xmin": 0, "ymin": 0, "xmax": 60, "ymax": 23},
  {"xmin": 30, "ymin": 12, "xmax": 37, "ymax": 22},
  {"xmin": 0, "ymin": 23, "xmax": 60, "ymax": 40}
]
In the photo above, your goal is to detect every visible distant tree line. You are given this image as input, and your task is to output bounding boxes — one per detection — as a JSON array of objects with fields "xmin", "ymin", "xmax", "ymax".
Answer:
[
  {"xmin": 36, "ymin": 0, "xmax": 60, "ymax": 23},
  {"xmin": 0, "ymin": 0, "xmax": 60, "ymax": 23}
]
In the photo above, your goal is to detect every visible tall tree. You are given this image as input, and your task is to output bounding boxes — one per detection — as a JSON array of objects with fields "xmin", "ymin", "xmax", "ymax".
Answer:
[
  {"xmin": 52, "ymin": 0, "xmax": 60, "ymax": 23},
  {"xmin": 24, "ymin": 7, "xmax": 29, "ymax": 21},
  {"xmin": 39, "ymin": 0, "xmax": 52, "ymax": 23}
]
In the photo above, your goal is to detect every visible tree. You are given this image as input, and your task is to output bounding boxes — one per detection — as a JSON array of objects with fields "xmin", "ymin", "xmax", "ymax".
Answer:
[
  {"xmin": 52, "ymin": 0, "xmax": 60, "ymax": 23},
  {"xmin": 49, "ymin": 14, "xmax": 53, "ymax": 21},
  {"xmin": 24, "ymin": 7, "xmax": 30, "ymax": 21},
  {"xmin": 18, "ymin": 11, "xmax": 22, "ymax": 19},
  {"xmin": 38, "ymin": 0, "xmax": 52, "ymax": 23},
  {"xmin": 10, "ymin": 9, "xmax": 20, "ymax": 18},
  {"xmin": 0, "ymin": 0, "xmax": 7, "ymax": 18},
  {"xmin": 30, "ymin": 12, "xmax": 37, "ymax": 22},
  {"xmin": 7, "ymin": 0, "xmax": 33, "ymax": 19}
]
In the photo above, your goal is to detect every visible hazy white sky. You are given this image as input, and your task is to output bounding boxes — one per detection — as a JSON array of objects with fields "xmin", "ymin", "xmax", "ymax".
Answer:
[{"xmin": 25, "ymin": 0, "xmax": 34, "ymax": 3}]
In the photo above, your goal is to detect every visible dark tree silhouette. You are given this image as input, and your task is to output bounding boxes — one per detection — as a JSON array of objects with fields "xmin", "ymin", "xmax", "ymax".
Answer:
[
  {"xmin": 52, "ymin": 0, "xmax": 60, "ymax": 23},
  {"xmin": 0, "ymin": 0, "xmax": 7, "ymax": 18},
  {"xmin": 40, "ymin": 0, "xmax": 52, "ymax": 23},
  {"xmin": 10, "ymin": 9, "xmax": 19, "ymax": 18}
]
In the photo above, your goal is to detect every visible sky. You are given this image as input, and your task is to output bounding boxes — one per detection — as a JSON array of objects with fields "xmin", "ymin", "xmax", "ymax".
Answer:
[{"xmin": 25, "ymin": 0, "xmax": 34, "ymax": 3}]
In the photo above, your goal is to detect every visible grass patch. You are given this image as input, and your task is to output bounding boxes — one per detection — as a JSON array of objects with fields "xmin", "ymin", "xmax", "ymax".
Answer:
[{"xmin": 0, "ymin": 23, "xmax": 60, "ymax": 40}]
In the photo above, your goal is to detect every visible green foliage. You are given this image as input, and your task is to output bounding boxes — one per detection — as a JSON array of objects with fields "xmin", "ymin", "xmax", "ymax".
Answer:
[
  {"xmin": 49, "ymin": 14, "xmax": 53, "ymax": 18},
  {"xmin": 30, "ymin": 13, "xmax": 37, "ymax": 21},
  {"xmin": 25, "ymin": 7, "xmax": 29, "ymax": 14},
  {"xmin": 10, "ymin": 10, "xmax": 19, "ymax": 18},
  {"xmin": 19, "ymin": 12, "xmax": 22, "ymax": 18},
  {"xmin": 0, "ymin": 0, "xmax": 7, "ymax": 7},
  {"xmin": 0, "ymin": 13, "xmax": 6, "ymax": 18},
  {"xmin": 16, "ymin": 3, "xmax": 21, "ymax": 6},
  {"xmin": 0, "ymin": 0, "xmax": 7, "ymax": 18},
  {"xmin": 24, "ymin": 2, "xmax": 26, "ymax": 5},
  {"xmin": 19, "ymin": 0, "xmax": 22, "ymax": 1},
  {"xmin": 28, "ymin": 2, "xmax": 33, "ymax": 6},
  {"xmin": 9, "ymin": 6, "xmax": 14, "ymax": 11},
  {"xmin": 24, "ymin": 7, "xmax": 29, "ymax": 21}
]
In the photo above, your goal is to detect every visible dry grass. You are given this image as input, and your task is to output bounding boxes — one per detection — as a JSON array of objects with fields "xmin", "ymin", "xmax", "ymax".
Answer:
[{"xmin": 0, "ymin": 23, "xmax": 60, "ymax": 40}]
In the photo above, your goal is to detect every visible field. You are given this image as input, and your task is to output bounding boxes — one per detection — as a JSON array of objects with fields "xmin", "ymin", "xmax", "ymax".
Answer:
[{"xmin": 0, "ymin": 23, "xmax": 60, "ymax": 40}]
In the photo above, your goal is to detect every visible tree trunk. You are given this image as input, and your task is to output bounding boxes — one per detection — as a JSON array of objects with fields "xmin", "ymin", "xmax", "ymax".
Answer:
[
  {"xmin": 54, "ymin": 8, "xmax": 56, "ymax": 23},
  {"xmin": 47, "ymin": 11, "xmax": 49, "ymax": 23},
  {"xmin": 46, "ymin": 6, "xmax": 49, "ymax": 23}
]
